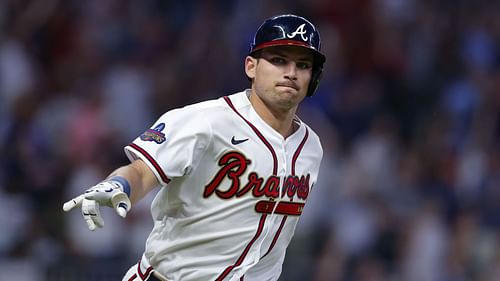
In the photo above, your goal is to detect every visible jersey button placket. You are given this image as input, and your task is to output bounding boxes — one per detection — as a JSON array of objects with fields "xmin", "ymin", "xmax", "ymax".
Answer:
[{"xmin": 274, "ymin": 143, "xmax": 287, "ymax": 215}]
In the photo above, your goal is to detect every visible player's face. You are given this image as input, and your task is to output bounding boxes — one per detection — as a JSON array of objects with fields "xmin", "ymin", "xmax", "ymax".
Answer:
[{"xmin": 245, "ymin": 46, "xmax": 314, "ymax": 111}]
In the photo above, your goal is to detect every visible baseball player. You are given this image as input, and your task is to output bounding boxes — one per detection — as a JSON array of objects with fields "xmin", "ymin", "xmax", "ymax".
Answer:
[{"xmin": 63, "ymin": 14, "xmax": 326, "ymax": 281}]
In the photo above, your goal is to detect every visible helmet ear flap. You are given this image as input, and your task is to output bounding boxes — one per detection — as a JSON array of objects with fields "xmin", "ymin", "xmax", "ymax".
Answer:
[{"xmin": 307, "ymin": 67, "xmax": 323, "ymax": 97}]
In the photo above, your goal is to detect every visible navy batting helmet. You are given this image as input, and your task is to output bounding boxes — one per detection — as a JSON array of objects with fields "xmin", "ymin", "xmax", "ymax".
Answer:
[{"xmin": 249, "ymin": 14, "xmax": 326, "ymax": 97}]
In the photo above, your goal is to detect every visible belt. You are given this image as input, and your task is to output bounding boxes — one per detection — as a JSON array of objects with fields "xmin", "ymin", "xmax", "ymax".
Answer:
[
  {"xmin": 138, "ymin": 255, "xmax": 171, "ymax": 281},
  {"xmin": 147, "ymin": 272, "xmax": 167, "ymax": 281}
]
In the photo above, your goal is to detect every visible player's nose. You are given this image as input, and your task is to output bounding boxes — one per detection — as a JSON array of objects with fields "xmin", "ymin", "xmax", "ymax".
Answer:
[{"xmin": 283, "ymin": 63, "xmax": 298, "ymax": 80}]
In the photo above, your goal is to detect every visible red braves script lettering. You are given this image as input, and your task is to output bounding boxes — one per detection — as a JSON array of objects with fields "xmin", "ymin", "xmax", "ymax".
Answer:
[{"xmin": 204, "ymin": 151, "xmax": 310, "ymax": 200}]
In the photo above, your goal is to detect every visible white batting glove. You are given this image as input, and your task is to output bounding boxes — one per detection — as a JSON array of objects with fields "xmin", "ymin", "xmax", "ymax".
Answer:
[{"xmin": 63, "ymin": 177, "xmax": 132, "ymax": 231}]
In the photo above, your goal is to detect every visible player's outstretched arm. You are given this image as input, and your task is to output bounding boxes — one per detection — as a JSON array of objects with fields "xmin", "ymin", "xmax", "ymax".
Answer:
[{"xmin": 62, "ymin": 159, "xmax": 160, "ymax": 231}]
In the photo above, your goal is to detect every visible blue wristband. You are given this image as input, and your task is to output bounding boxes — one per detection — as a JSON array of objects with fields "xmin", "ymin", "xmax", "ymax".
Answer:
[{"xmin": 110, "ymin": 176, "xmax": 131, "ymax": 198}]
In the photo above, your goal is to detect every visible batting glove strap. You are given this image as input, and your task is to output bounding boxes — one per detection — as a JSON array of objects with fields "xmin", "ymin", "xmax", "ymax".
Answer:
[
  {"xmin": 84, "ymin": 178, "xmax": 132, "ymax": 214},
  {"xmin": 108, "ymin": 176, "xmax": 131, "ymax": 198}
]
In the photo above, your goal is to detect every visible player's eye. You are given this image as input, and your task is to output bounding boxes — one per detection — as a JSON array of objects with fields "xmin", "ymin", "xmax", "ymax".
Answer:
[
  {"xmin": 296, "ymin": 62, "xmax": 312, "ymax": 70},
  {"xmin": 268, "ymin": 57, "xmax": 286, "ymax": 65}
]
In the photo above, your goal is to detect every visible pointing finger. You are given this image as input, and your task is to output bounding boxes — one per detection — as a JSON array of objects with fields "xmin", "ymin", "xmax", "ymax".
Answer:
[{"xmin": 63, "ymin": 195, "xmax": 85, "ymax": 212}]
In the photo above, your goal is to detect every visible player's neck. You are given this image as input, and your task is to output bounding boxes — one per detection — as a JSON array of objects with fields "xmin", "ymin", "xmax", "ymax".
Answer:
[{"xmin": 248, "ymin": 92, "xmax": 297, "ymax": 138}]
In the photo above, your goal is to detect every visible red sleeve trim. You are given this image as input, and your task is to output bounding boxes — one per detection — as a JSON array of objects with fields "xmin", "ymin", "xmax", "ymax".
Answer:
[{"xmin": 128, "ymin": 143, "xmax": 171, "ymax": 184}]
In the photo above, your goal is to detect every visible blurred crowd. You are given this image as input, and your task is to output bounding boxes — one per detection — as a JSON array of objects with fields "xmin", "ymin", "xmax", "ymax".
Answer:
[{"xmin": 1, "ymin": 0, "xmax": 500, "ymax": 280}]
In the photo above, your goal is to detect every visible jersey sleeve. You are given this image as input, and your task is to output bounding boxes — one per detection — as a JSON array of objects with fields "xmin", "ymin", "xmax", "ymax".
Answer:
[{"xmin": 124, "ymin": 106, "xmax": 213, "ymax": 186}]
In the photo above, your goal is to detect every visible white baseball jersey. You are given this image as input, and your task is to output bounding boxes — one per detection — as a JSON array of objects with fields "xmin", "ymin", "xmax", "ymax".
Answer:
[{"xmin": 124, "ymin": 90, "xmax": 323, "ymax": 281}]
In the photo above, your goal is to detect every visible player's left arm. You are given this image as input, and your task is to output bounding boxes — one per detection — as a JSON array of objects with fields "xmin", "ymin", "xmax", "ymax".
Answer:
[{"xmin": 107, "ymin": 159, "xmax": 160, "ymax": 205}]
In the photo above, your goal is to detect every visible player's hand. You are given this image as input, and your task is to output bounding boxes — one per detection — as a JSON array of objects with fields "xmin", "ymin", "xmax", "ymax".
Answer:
[{"xmin": 63, "ymin": 179, "xmax": 131, "ymax": 231}]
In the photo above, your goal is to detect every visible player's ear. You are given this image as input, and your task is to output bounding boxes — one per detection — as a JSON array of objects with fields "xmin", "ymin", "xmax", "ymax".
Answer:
[{"xmin": 245, "ymin": 56, "xmax": 257, "ymax": 80}]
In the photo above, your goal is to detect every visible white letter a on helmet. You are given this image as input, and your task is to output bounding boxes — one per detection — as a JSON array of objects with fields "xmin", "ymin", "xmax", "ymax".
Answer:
[{"xmin": 286, "ymin": 24, "xmax": 308, "ymax": 41}]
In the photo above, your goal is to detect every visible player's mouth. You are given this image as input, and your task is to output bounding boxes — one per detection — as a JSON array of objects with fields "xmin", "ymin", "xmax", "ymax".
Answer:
[{"xmin": 276, "ymin": 82, "xmax": 299, "ymax": 91}]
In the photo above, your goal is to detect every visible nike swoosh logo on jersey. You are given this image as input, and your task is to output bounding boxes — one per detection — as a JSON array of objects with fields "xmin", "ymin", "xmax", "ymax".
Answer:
[{"xmin": 231, "ymin": 136, "xmax": 249, "ymax": 145}]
